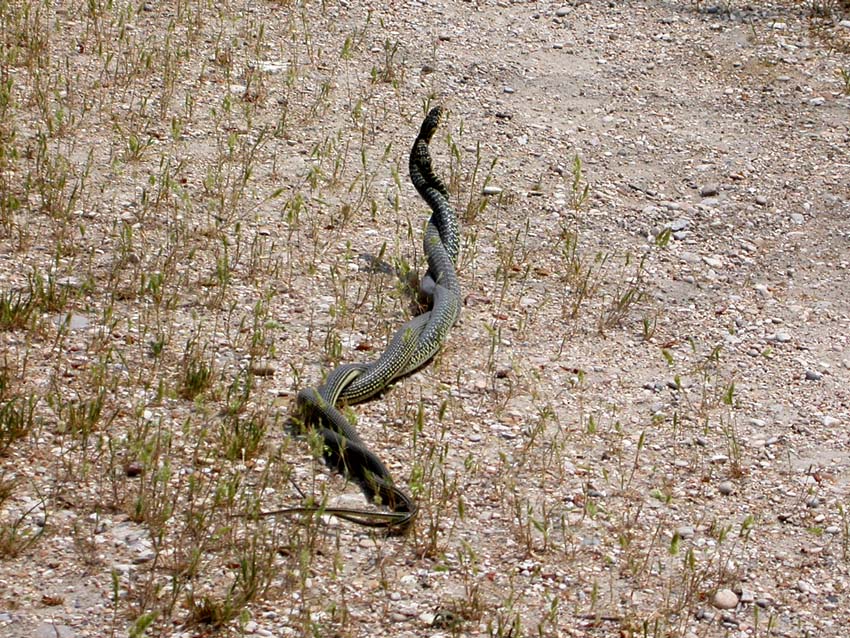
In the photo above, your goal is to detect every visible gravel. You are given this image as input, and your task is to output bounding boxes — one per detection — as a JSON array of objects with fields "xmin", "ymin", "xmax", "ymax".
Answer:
[{"xmin": 1, "ymin": 1, "xmax": 849, "ymax": 637}]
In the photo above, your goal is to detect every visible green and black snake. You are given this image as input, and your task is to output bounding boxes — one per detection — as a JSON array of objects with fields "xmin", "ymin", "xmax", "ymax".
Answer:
[{"xmin": 291, "ymin": 107, "xmax": 461, "ymax": 532}]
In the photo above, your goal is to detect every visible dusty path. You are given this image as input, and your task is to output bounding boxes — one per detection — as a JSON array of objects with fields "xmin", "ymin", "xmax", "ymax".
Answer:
[{"xmin": 0, "ymin": 1, "xmax": 849, "ymax": 636}]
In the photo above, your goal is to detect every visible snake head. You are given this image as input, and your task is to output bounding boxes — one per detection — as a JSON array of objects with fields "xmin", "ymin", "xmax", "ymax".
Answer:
[{"xmin": 418, "ymin": 106, "xmax": 444, "ymax": 142}]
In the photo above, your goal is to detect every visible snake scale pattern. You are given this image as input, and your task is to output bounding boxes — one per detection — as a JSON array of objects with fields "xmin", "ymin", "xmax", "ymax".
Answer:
[{"xmin": 294, "ymin": 107, "xmax": 461, "ymax": 531}]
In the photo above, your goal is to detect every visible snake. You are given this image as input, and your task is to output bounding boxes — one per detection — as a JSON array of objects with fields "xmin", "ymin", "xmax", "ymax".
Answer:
[{"xmin": 282, "ymin": 107, "xmax": 461, "ymax": 532}]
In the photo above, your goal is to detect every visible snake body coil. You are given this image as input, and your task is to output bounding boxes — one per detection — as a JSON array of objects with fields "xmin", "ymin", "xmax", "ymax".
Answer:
[{"xmin": 293, "ymin": 107, "xmax": 461, "ymax": 531}]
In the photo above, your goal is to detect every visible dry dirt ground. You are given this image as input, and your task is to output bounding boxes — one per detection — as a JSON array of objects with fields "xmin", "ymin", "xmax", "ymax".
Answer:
[{"xmin": 1, "ymin": 0, "xmax": 850, "ymax": 637}]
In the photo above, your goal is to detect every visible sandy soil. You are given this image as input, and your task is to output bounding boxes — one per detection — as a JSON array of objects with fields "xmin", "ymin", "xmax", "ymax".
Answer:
[{"xmin": 1, "ymin": 1, "xmax": 849, "ymax": 636}]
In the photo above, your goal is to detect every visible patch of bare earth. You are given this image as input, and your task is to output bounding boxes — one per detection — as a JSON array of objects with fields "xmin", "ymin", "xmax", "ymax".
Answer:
[{"xmin": 1, "ymin": 0, "xmax": 849, "ymax": 636}]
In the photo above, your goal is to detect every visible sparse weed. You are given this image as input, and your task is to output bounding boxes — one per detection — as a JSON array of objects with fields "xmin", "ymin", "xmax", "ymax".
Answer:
[
  {"xmin": 0, "ymin": 290, "xmax": 34, "ymax": 330},
  {"xmin": 0, "ymin": 477, "xmax": 44, "ymax": 557},
  {"xmin": 179, "ymin": 342, "xmax": 214, "ymax": 401},
  {"xmin": 0, "ymin": 395, "xmax": 36, "ymax": 456}
]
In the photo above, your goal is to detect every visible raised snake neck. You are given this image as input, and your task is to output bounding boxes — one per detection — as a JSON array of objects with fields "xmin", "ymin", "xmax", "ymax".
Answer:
[{"xmin": 283, "ymin": 107, "xmax": 461, "ymax": 532}]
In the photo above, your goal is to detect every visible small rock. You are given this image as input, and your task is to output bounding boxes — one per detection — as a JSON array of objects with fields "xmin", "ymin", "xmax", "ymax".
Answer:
[
  {"xmin": 669, "ymin": 218, "xmax": 689, "ymax": 231},
  {"xmin": 250, "ymin": 362, "xmax": 276, "ymax": 376},
  {"xmin": 767, "ymin": 332, "xmax": 792, "ymax": 343},
  {"xmin": 35, "ymin": 624, "xmax": 75, "ymax": 638},
  {"xmin": 54, "ymin": 313, "xmax": 89, "ymax": 330},
  {"xmin": 720, "ymin": 612, "xmax": 739, "ymax": 627},
  {"xmin": 124, "ymin": 461, "xmax": 143, "ymax": 477},
  {"xmin": 709, "ymin": 454, "xmax": 729, "ymax": 464},
  {"xmin": 718, "ymin": 481, "xmax": 734, "ymax": 495},
  {"xmin": 804, "ymin": 370, "xmax": 822, "ymax": 381},
  {"xmin": 808, "ymin": 97, "xmax": 825, "ymax": 106},
  {"xmin": 700, "ymin": 184, "xmax": 719, "ymax": 197},
  {"xmin": 676, "ymin": 525, "xmax": 695, "ymax": 539},
  {"xmin": 755, "ymin": 195, "xmax": 767, "ymax": 206},
  {"xmin": 482, "ymin": 185, "xmax": 502, "ymax": 196},
  {"xmin": 252, "ymin": 61, "xmax": 288, "ymax": 74},
  {"xmin": 713, "ymin": 588, "xmax": 739, "ymax": 610},
  {"xmin": 418, "ymin": 611, "xmax": 436, "ymax": 625},
  {"xmin": 56, "ymin": 275, "xmax": 83, "ymax": 288},
  {"xmin": 821, "ymin": 415, "xmax": 839, "ymax": 427},
  {"xmin": 790, "ymin": 213, "xmax": 805, "ymax": 224},
  {"xmin": 739, "ymin": 589, "xmax": 755, "ymax": 604},
  {"xmin": 840, "ymin": 19, "xmax": 850, "ymax": 28},
  {"xmin": 555, "ymin": 6, "xmax": 570, "ymax": 17},
  {"xmin": 503, "ymin": 86, "xmax": 515, "ymax": 94}
]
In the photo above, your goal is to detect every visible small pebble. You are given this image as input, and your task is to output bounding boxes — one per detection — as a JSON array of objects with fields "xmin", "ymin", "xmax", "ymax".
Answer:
[
  {"xmin": 713, "ymin": 588, "xmax": 739, "ymax": 610},
  {"xmin": 124, "ymin": 461, "xmax": 143, "ymax": 477},
  {"xmin": 718, "ymin": 481, "xmax": 734, "ymax": 495},
  {"xmin": 804, "ymin": 370, "xmax": 822, "ymax": 381},
  {"xmin": 700, "ymin": 184, "xmax": 719, "ymax": 197},
  {"xmin": 482, "ymin": 185, "xmax": 502, "ymax": 196},
  {"xmin": 755, "ymin": 195, "xmax": 767, "ymax": 206},
  {"xmin": 676, "ymin": 525, "xmax": 695, "ymax": 539},
  {"xmin": 555, "ymin": 6, "xmax": 570, "ymax": 17}
]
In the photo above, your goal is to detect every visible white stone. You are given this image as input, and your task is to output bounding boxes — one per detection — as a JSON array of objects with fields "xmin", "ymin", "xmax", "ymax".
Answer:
[{"xmin": 713, "ymin": 588, "xmax": 738, "ymax": 609}]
